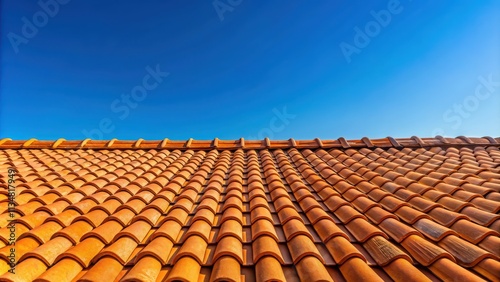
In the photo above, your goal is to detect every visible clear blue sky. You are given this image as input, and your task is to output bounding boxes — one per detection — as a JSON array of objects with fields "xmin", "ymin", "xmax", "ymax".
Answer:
[{"xmin": 1, "ymin": 0, "xmax": 499, "ymax": 140}]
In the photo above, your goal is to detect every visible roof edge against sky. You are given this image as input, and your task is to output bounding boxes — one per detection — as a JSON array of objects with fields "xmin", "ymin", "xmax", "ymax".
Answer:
[{"xmin": 0, "ymin": 136, "xmax": 499, "ymax": 150}]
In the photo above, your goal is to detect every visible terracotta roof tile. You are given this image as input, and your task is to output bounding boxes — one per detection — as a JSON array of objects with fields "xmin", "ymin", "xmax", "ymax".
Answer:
[
  {"xmin": 211, "ymin": 255, "xmax": 242, "ymax": 282},
  {"xmin": 166, "ymin": 256, "xmax": 201, "ymax": 282},
  {"xmin": 383, "ymin": 258, "xmax": 432, "ymax": 282},
  {"xmin": 213, "ymin": 235, "xmax": 244, "ymax": 264},
  {"xmin": 437, "ymin": 235, "xmax": 498, "ymax": 267},
  {"xmin": 55, "ymin": 237, "xmax": 105, "ymax": 268},
  {"xmin": 93, "ymin": 236, "xmax": 138, "ymax": 264},
  {"xmin": 173, "ymin": 234, "xmax": 207, "ymax": 264},
  {"xmin": 340, "ymin": 257, "xmax": 384, "ymax": 282},
  {"xmin": 255, "ymin": 255, "xmax": 287, "ymax": 282},
  {"xmin": 81, "ymin": 220, "xmax": 122, "ymax": 244},
  {"xmin": 474, "ymin": 258, "xmax": 500, "ymax": 281},
  {"xmin": 401, "ymin": 235, "xmax": 456, "ymax": 266},
  {"xmin": 479, "ymin": 235, "xmax": 500, "ymax": 257},
  {"xmin": 79, "ymin": 256, "xmax": 123, "ymax": 282},
  {"xmin": 287, "ymin": 234, "xmax": 324, "ymax": 264},
  {"xmin": 121, "ymin": 255, "xmax": 163, "ymax": 282},
  {"xmin": 19, "ymin": 221, "xmax": 63, "ymax": 244},
  {"xmin": 379, "ymin": 217, "xmax": 421, "ymax": 242},
  {"xmin": 363, "ymin": 236, "xmax": 413, "ymax": 266},
  {"xmin": 429, "ymin": 258, "xmax": 486, "ymax": 281},
  {"xmin": 22, "ymin": 236, "xmax": 73, "ymax": 266},
  {"xmin": 365, "ymin": 206, "xmax": 399, "ymax": 224},
  {"xmin": 345, "ymin": 218, "xmax": 388, "ymax": 242},
  {"xmin": 325, "ymin": 235, "xmax": 365, "ymax": 264},
  {"xmin": 427, "ymin": 207, "xmax": 469, "ymax": 227},
  {"xmin": 413, "ymin": 218, "xmax": 458, "ymax": 241},
  {"xmin": 451, "ymin": 219, "xmax": 500, "ymax": 244},
  {"xmin": 0, "ymin": 136, "xmax": 499, "ymax": 281}
]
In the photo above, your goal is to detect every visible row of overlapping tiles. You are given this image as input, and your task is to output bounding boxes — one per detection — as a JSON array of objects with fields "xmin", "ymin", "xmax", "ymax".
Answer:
[{"xmin": 0, "ymin": 145, "xmax": 498, "ymax": 281}]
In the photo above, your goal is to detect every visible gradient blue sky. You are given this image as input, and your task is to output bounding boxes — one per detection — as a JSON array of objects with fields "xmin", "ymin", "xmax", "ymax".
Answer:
[{"xmin": 1, "ymin": 0, "xmax": 499, "ymax": 141}]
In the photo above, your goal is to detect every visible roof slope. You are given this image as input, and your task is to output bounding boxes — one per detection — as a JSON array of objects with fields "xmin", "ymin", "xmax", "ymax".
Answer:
[{"xmin": 0, "ymin": 136, "xmax": 499, "ymax": 281}]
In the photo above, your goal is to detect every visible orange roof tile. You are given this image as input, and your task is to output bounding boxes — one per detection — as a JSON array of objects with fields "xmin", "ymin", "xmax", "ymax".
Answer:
[{"xmin": 0, "ymin": 136, "xmax": 499, "ymax": 281}]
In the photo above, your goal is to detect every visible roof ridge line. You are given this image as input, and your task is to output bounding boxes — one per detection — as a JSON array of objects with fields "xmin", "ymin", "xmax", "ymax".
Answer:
[{"xmin": 0, "ymin": 136, "xmax": 498, "ymax": 150}]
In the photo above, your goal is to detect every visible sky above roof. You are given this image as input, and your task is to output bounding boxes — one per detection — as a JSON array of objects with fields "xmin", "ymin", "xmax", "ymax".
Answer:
[{"xmin": 1, "ymin": 0, "xmax": 499, "ymax": 141}]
